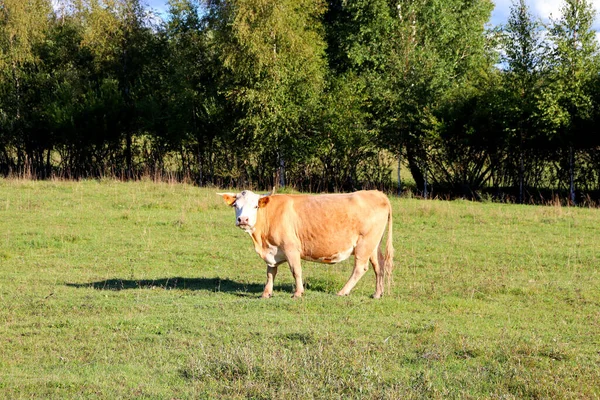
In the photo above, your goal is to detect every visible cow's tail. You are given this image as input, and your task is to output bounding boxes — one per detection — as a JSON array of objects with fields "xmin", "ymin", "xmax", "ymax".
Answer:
[{"xmin": 384, "ymin": 201, "xmax": 394, "ymax": 292}]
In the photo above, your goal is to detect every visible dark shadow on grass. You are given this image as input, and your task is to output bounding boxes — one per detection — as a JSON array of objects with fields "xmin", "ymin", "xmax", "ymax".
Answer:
[{"xmin": 66, "ymin": 277, "xmax": 294, "ymax": 297}]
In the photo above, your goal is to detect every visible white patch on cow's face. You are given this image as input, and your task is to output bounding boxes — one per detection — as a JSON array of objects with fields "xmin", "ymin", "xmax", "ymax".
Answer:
[{"xmin": 232, "ymin": 190, "xmax": 262, "ymax": 232}]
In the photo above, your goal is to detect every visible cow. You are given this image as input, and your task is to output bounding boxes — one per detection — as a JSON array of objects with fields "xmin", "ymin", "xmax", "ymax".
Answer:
[{"xmin": 217, "ymin": 190, "xmax": 393, "ymax": 298}]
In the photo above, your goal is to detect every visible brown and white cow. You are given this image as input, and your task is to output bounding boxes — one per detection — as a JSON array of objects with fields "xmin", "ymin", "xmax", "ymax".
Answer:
[{"xmin": 217, "ymin": 190, "xmax": 393, "ymax": 298}]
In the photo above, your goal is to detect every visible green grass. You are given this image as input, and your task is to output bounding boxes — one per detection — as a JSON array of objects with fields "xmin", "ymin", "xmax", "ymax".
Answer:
[{"xmin": 1, "ymin": 178, "xmax": 599, "ymax": 398}]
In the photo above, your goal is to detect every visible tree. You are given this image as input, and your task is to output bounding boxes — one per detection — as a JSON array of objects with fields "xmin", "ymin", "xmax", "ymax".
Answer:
[
  {"xmin": 542, "ymin": 0, "xmax": 599, "ymax": 203},
  {"xmin": 71, "ymin": 0, "xmax": 157, "ymax": 177},
  {"xmin": 0, "ymin": 0, "xmax": 52, "ymax": 173},
  {"xmin": 370, "ymin": 0, "xmax": 493, "ymax": 195},
  {"xmin": 157, "ymin": 0, "xmax": 232, "ymax": 185},
  {"xmin": 501, "ymin": 0, "xmax": 546, "ymax": 203},
  {"xmin": 208, "ymin": 0, "xmax": 327, "ymax": 188}
]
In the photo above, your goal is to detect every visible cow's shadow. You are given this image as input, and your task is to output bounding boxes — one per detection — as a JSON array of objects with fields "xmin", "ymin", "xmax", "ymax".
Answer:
[{"xmin": 66, "ymin": 277, "xmax": 294, "ymax": 297}]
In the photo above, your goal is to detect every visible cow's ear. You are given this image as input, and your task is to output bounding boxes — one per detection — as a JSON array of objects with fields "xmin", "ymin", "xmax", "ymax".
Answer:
[
  {"xmin": 217, "ymin": 193, "xmax": 237, "ymax": 206},
  {"xmin": 258, "ymin": 196, "xmax": 270, "ymax": 208}
]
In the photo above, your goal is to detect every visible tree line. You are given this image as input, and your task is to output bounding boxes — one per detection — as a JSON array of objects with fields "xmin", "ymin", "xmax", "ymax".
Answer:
[{"xmin": 1, "ymin": 0, "xmax": 600, "ymax": 203}]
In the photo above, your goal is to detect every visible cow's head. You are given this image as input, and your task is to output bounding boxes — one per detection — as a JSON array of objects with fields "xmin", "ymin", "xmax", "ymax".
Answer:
[{"xmin": 217, "ymin": 190, "xmax": 271, "ymax": 232}]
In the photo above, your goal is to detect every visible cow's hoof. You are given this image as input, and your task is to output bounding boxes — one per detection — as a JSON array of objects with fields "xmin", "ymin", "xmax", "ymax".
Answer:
[
  {"xmin": 336, "ymin": 291, "xmax": 349, "ymax": 297},
  {"xmin": 261, "ymin": 293, "xmax": 272, "ymax": 299},
  {"xmin": 291, "ymin": 292, "xmax": 303, "ymax": 299},
  {"xmin": 372, "ymin": 293, "xmax": 382, "ymax": 299}
]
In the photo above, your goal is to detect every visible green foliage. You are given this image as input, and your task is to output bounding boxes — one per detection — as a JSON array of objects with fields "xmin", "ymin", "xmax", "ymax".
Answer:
[
  {"xmin": 210, "ymin": 0, "xmax": 327, "ymax": 172},
  {"xmin": 494, "ymin": 0, "xmax": 548, "ymax": 200},
  {"xmin": 1, "ymin": 0, "xmax": 600, "ymax": 198},
  {"xmin": 339, "ymin": 0, "xmax": 496, "ymax": 192},
  {"xmin": 0, "ymin": 0, "xmax": 51, "ymax": 70},
  {"xmin": 0, "ymin": 0, "xmax": 52, "ymax": 169},
  {"xmin": 542, "ymin": 0, "xmax": 599, "ymax": 144}
]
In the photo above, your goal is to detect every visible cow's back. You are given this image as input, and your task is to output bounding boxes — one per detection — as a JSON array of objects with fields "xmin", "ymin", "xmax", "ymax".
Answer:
[{"xmin": 260, "ymin": 191, "xmax": 390, "ymax": 261}]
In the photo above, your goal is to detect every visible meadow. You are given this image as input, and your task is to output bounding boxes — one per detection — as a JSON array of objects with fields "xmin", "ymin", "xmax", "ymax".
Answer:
[{"xmin": 0, "ymin": 178, "xmax": 599, "ymax": 399}]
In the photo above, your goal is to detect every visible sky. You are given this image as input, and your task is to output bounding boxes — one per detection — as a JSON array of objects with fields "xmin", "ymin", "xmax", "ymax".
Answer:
[
  {"xmin": 492, "ymin": 0, "xmax": 600, "ymax": 29},
  {"xmin": 144, "ymin": 0, "xmax": 600, "ymax": 30}
]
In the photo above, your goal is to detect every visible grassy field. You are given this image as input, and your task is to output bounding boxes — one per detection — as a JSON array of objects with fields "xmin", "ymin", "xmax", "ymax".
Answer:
[{"xmin": 0, "ymin": 179, "xmax": 599, "ymax": 398}]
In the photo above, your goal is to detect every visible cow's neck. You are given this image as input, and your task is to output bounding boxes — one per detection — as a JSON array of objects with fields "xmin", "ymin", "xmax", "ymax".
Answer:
[{"xmin": 248, "ymin": 209, "xmax": 270, "ymax": 259}]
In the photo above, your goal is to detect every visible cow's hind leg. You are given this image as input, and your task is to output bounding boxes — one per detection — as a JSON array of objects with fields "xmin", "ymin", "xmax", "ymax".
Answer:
[
  {"xmin": 370, "ymin": 249, "xmax": 384, "ymax": 299},
  {"xmin": 262, "ymin": 264, "xmax": 278, "ymax": 298},
  {"xmin": 337, "ymin": 257, "xmax": 369, "ymax": 296}
]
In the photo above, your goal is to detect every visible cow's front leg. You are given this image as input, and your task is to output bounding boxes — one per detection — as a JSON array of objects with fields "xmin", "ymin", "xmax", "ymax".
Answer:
[
  {"xmin": 287, "ymin": 253, "xmax": 304, "ymax": 298},
  {"xmin": 261, "ymin": 264, "xmax": 278, "ymax": 298}
]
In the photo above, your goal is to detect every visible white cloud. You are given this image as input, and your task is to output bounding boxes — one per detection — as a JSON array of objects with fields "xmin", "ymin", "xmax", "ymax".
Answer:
[
  {"xmin": 531, "ymin": 0, "xmax": 563, "ymax": 21},
  {"xmin": 492, "ymin": 0, "xmax": 600, "ymax": 29}
]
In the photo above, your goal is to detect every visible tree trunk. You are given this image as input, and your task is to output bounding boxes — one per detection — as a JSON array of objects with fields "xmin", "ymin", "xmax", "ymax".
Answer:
[
  {"xmin": 278, "ymin": 153, "xmax": 285, "ymax": 189},
  {"xmin": 519, "ymin": 146, "xmax": 524, "ymax": 204},
  {"xmin": 569, "ymin": 145, "xmax": 575, "ymax": 205},
  {"xmin": 46, "ymin": 148, "xmax": 52, "ymax": 179},
  {"xmin": 125, "ymin": 133, "xmax": 133, "ymax": 179},
  {"xmin": 406, "ymin": 146, "xmax": 425, "ymax": 193},
  {"xmin": 397, "ymin": 151, "xmax": 403, "ymax": 195},
  {"xmin": 197, "ymin": 144, "xmax": 203, "ymax": 186},
  {"xmin": 423, "ymin": 166, "xmax": 429, "ymax": 199}
]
